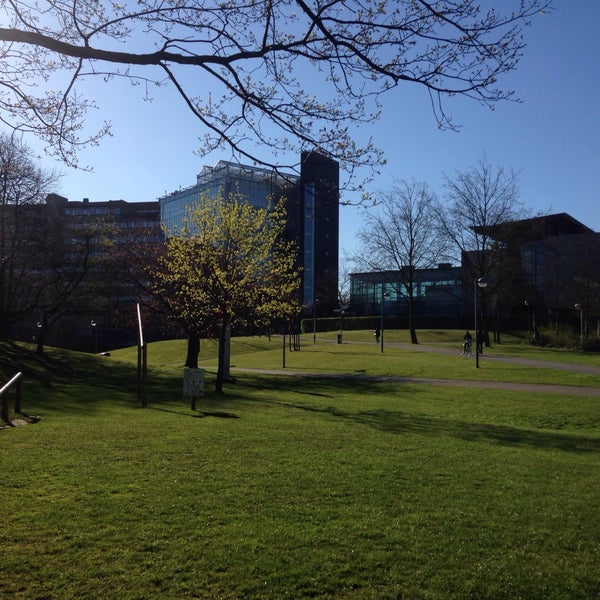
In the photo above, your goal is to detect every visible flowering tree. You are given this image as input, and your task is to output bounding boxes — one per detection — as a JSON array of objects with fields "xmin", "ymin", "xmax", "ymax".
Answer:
[{"xmin": 148, "ymin": 192, "xmax": 300, "ymax": 392}]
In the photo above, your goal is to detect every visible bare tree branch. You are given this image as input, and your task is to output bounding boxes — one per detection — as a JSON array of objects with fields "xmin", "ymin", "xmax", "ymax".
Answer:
[{"xmin": 0, "ymin": 0, "xmax": 551, "ymax": 191}]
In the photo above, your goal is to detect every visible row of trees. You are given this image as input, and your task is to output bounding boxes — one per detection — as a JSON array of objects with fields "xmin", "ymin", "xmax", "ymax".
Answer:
[
  {"xmin": 348, "ymin": 157, "xmax": 524, "ymax": 344},
  {"xmin": 348, "ymin": 157, "xmax": 599, "ymax": 346}
]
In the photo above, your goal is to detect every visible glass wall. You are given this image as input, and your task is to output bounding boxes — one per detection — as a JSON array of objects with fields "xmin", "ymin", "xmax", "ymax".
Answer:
[
  {"xmin": 160, "ymin": 161, "xmax": 300, "ymax": 233},
  {"xmin": 350, "ymin": 269, "xmax": 463, "ymax": 316},
  {"xmin": 303, "ymin": 183, "xmax": 315, "ymax": 306}
]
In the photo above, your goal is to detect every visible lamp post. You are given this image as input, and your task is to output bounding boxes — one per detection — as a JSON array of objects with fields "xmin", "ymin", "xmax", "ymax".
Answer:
[
  {"xmin": 574, "ymin": 303, "xmax": 583, "ymax": 348},
  {"xmin": 474, "ymin": 277, "xmax": 488, "ymax": 368},
  {"xmin": 524, "ymin": 299, "xmax": 531, "ymax": 341},
  {"xmin": 334, "ymin": 303, "xmax": 347, "ymax": 344},
  {"xmin": 90, "ymin": 319, "xmax": 97, "ymax": 354},
  {"xmin": 380, "ymin": 289, "xmax": 390, "ymax": 353},
  {"xmin": 312, "ymin": 298, "xmax": 319, "ymax": 344}
]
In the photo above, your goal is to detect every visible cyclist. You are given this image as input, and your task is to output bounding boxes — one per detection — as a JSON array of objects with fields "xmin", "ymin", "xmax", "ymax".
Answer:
[{"xmin": 462, "ymin": 331, "xmax": 472, "ymax": 356}]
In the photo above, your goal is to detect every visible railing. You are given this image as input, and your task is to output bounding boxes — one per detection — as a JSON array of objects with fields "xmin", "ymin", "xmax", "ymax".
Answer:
[{"xmin": 1, "ymin": 372, "xmax": 23, "ymax": 422}]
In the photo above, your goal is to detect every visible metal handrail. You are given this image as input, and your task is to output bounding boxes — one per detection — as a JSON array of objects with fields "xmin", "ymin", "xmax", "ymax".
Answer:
[{"xmin": 1, "ymin": 372, "xmax": 23, "ymax": 422}]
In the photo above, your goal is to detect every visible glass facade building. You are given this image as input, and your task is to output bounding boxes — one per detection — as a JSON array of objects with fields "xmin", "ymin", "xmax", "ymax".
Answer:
[
  {"xmin": 159, "ymin": 152, "xmax": 340, "ymax": 315},
  {"xmin": 160, "ymin": 161, "xmax": 297, "ymax": 233}
]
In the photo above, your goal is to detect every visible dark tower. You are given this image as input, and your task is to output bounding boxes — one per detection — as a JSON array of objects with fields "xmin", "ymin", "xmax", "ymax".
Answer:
[{"xmin": 300, "ymin": 151, "xmax": 340, "ymax": 316}]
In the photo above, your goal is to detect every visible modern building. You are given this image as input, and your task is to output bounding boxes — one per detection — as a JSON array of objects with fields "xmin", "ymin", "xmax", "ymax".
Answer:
[
  {"xmin": 160, "ymin": 151, "xmax": 340, "ymax": 315},
  {"xmin": 19, "ymin": 150, "xmax": 339, "ymax": 349},
  {"xmin": 474, "ymin": 212, "xmax": 600, "ymax": 323}
]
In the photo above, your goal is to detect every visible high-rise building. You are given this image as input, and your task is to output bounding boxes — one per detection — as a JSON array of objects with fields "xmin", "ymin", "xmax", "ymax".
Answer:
[
  {"xmin": 159, "ymin": 151, "xmax": 340, "ymax": 315},
  {"xmin": 46, "ymin": 194, "xmax": 160, "ymax": 243}
]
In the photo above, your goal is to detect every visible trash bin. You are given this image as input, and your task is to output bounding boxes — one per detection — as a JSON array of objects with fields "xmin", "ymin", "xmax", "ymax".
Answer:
[{"xmin": 337, "ymin": 334, "xmax": 342, "ymax": 344}]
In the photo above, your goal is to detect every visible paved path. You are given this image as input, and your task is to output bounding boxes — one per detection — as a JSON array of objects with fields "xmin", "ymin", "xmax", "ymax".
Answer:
[
  {"xmin": 229, "ymin": 341, "xmax": 600, "ymax": 397},
  {"xmin": 386, "ymin": 341, "xmax": 600, "ymax": 376}
]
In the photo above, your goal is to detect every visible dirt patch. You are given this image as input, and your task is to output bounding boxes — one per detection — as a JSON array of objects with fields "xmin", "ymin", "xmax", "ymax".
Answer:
[{"xmin": 1, "ymin": 415, "xmax": 41, "ymax": 429}]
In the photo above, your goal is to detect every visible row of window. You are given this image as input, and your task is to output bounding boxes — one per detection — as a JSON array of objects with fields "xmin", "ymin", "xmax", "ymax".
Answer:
[{"xmin": 351, "ymin": 278, "xmax": 461, "ymax": 302}]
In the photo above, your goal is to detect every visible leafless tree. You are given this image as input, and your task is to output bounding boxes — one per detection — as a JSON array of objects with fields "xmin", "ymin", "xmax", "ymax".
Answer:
[
  {"xmin": 0, "ymin": 0, "xmax": 550, "ymax": 192},
  {"xmin": 352, "ymin": 179, "xmax": 445, "ymax": 343},
  {"xmin": 437, "ymin": 155, "xmax": 527, "ymax": 342},
  {"xmin": 33, "ymin": 201, "xmax": 113, "ymax": 354},
  {"xmin": 0, "ymin": 133, "xmax": 58, "ymax": 339}
]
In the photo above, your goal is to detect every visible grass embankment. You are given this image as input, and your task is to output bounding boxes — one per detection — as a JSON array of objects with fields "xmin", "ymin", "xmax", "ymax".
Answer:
[{"xmin": 1, "ymin": 334, "xmax": 599, "ymax": 599}]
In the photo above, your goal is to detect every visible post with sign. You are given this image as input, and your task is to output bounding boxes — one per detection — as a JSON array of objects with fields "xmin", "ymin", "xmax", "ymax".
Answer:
[
  {"xmin": 183, "ymin": 367, "xmax": 204, "ymax": 410},
  {"xmin": 136, "ymin": 304, "xmax": 147, "ymax": 407}
]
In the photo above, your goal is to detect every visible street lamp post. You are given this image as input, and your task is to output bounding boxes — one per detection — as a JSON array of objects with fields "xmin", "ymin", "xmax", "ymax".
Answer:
[
  {"xmin": 380, "ymin": 289, "xmax": 390, "ymax": 353},
  {"xmin": 90, "ymin": 319, "xmax": 97, "ymax": 354},
  {"xmin": 312, "ymin": 298, "xmax": 319, "ymax": 344},
  {"xmin": 334, "ymin": 303, "xmax": 347, "ymax": 344},
  {"xmin": 574, "ymin": 303, "xmax": 583, "ymax": 348},
  {"xmin": 474, "ymin": 277, "xmax": 488, "ymax": 368}
]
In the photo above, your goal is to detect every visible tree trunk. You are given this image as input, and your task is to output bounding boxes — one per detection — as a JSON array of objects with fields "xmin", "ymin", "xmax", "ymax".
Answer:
[
  {"xmin": 215, "ymin": 321, "xmax": 228, "ymax": 393},
  {"xmin": 408, "ymin": 301, "xmax": 419, "ymax": 344},
  {"xmin": 36, "ymin": 329, "xmax": 46, "ymax": 355},
  {"xmin": 185, "ymin": 332, "xmax": 200, "ymax": 368}
]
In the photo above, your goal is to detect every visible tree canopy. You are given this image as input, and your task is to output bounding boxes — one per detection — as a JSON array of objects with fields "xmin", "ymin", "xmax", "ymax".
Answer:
[
  {"xmin": 0, "ymin": 0, "xmax": 550, "ymax": 190},
  {"xmin": 148, "ymin": 192, "xmax": 300, "ymax": 391},
  {"xmin": 437, "ymin": 155, "xmax": 526, "ymax": 342}
]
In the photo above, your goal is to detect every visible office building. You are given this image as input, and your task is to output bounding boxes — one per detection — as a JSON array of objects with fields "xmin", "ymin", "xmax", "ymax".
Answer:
[{"xmin": 160, "ymin": 151, "xmax": 340, "ymax": 315}]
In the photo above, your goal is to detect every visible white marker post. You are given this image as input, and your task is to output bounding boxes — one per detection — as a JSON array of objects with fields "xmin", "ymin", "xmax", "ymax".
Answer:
[{"xmin": 136, "ymin": 303, "xmax": 147, "ymax": 407}]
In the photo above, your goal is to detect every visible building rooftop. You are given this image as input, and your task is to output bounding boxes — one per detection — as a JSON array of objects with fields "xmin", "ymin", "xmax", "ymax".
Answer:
[
  {"xmin": 472, "ymin": 212, "xmax": 595, "ymax": 241},
  {"xmin": 196, "ymin": 160, "xmax": 299, "ymax": 187}
]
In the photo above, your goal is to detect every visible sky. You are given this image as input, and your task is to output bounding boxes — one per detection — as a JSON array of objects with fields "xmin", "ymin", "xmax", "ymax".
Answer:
[{"xmin": 21, "ymin": 1, "xmax": 600, "ymax": 258}]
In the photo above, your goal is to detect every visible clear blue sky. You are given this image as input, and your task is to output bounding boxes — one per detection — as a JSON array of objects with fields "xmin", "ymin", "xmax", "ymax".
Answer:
[{"xmin": 30, "ymin": 1, "xmax": 600, "ymax": 257}]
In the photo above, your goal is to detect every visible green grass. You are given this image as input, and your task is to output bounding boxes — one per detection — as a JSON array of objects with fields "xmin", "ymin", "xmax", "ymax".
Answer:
[{"xmin": 1, "ymin": 336, "xmax": 599, "ymax": 599}]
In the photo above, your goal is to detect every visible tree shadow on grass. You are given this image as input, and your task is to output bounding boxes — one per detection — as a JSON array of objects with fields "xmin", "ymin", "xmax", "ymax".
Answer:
[
  {"xmin": 149, "ymin": 402, "xmax": 239, "ymax": 419},
  {"xmin": 1, "ymin": 341, "xmax": 77, "ymax": 383},
  {"xmin": 1, "ymin": 341, "xmax": 139, "ymax": 389},
  {"xmin": 6, "ymin": 348, "xmax": 598, "ymax": 455},
  {"xmin": 1, "ymin": 342, "xmax": 154, "ymax": 417},
  {"xmin": 347, "ymin": 409, "xmax": 600, "ymax": 453},
  {"xmin": 236, "ymin": 374, "xmax": 600, "ymax": 454}
]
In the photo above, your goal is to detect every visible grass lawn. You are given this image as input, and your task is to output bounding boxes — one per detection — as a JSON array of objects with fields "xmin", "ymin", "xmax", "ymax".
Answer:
[{"xmin": 1, "ymin": 334, "xmax": 599, "ymax": 599}]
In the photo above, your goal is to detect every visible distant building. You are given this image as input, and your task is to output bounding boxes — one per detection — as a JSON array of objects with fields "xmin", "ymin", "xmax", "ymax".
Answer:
[
  {"xmin": 474, "ymin": 212, "xmax": 600, "ymax": 322},
  {"xmin": 160, "ymin": 151, "xmax": 340, "ymax": 315},
  {"xmin": 39, "ymin": 195, "xmax": 161, "ymax": 349},
  {"xmin": 46, "ymin": 194, "xmax": 160, "ymax": 245}
]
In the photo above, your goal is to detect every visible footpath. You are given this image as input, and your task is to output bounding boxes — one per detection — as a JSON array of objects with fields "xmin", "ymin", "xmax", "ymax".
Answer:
[{"xmin": 231, "ymin": 340, "xmax": 600, "ymax": 397}]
